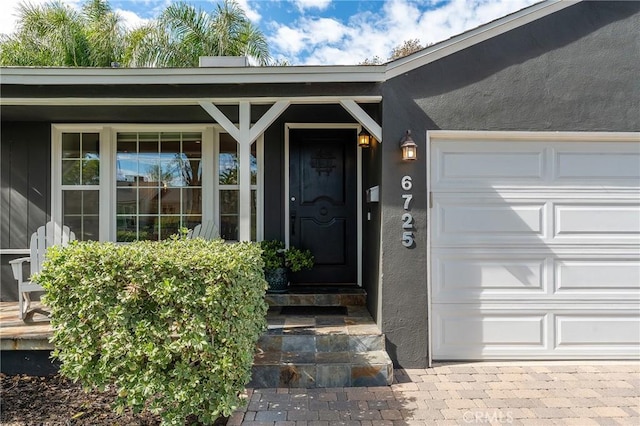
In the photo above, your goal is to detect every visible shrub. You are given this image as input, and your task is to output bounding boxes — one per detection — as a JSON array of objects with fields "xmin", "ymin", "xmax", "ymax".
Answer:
[{"xmin": 36, "ymin": 237, "xmax": 268, "ymax": 425}]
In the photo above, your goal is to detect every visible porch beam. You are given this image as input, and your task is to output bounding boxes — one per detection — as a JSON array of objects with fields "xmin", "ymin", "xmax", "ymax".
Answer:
[
  {"xmin": 339, "ymin": 99, "xmax": 382, "ymax": 142},
  {"xmin": 249, "ymin": 100, "xmax": 290, "ymax": 143},
  {"xmin": 197, "ymin": 101, "xmax": 240, "ymax": 141}
]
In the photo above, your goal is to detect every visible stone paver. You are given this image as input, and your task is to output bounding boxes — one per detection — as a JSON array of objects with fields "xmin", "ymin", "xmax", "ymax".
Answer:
[{"xmin": 234, "ymin": 362, "xmax": 640, "ymax": 425}]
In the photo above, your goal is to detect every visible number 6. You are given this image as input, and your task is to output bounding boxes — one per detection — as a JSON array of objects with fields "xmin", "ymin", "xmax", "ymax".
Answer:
[{"xmin": 401, "ymin": 176, "xmax": 412, "ymax": 191}]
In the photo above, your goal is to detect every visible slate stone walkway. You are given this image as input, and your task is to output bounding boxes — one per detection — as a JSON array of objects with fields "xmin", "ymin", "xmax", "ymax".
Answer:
[{"xmin": 230, "ymin": 362, "xmax": 640, "ymax": 425}]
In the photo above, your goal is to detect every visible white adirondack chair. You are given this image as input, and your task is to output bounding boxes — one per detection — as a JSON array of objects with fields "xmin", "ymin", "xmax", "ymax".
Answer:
[
  {"xmin": 186, "ymin": 221, "xmax": 219, "ymax": 240},
  {"xmin": 9, "ymin": 221, "xmax": 75, "ymax": 320}
]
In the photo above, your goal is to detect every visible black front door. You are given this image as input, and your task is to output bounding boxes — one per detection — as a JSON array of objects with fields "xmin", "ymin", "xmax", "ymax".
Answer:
[{"xmin": 289, "ymin": 129, "xmax": 357, "ymax": 284}]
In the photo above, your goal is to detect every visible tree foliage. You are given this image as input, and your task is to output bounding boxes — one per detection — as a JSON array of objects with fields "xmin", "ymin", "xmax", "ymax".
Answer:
[
  {"xmin": 0, "ymin": 0, "xmax": 125, "ymax": 66},
  {"xmin": 37, "ymin": 237, "xmax": 268, "ymax": 425},
  {"xmin": 1, "ymin": 0, "xmax": 271, "ymax": 67},
  {"xmin": 360, "ymin": 38, "xmax": 427, "ymax": 65}
]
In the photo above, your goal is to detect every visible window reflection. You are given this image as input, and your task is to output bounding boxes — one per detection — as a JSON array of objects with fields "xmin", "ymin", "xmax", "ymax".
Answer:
[{"xmin": 116, "ymin": 132, "xmax": 202, "ymax": 241}]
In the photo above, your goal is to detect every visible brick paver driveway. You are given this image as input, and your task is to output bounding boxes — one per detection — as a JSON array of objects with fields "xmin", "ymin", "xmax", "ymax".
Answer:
[{"xmin": 231, "ymin": 362, "xmax": 640, "ymax": 425}]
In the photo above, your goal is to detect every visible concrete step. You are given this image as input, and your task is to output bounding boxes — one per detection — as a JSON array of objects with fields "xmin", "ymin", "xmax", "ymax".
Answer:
[{"xmin": 266, "ymin": 287, "xmax": 366, "ymax": 307}]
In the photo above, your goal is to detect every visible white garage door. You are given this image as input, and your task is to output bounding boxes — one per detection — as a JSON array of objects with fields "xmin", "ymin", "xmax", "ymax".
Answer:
[{"xmin": 429, "ymin": 133, "xmax": 640, "ymax": 360}]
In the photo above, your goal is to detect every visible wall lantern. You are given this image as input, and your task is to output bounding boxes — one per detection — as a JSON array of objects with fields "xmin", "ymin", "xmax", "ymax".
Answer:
[
  {"xmin": 358, "ymin": 129, "xmax": 371, "ymax": 148},
  {"xmin": 400, "ymin": 130, "xmax": 417, "ymax": 160}
]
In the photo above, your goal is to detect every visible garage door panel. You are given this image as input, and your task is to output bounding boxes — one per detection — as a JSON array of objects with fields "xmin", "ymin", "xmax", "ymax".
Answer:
[
  {"xmin": 434, "ymin": 200, "xmax": 545, "ymax": 242},
  {"xmin": 555, "ymin": 148, "xmax": 640, "ymax": 182},
  {"xmin": 556, "ymin": 259, "xmax": 640, "ymax": 294},
  {"xmin": 437, "ymin": 150, "xmax": 544, "ymax": 181},
  {"xmin": 433, "ymin": 309, "xmax": 547, "ymax": 350},
  {"xmin": 433, "ymin": 306, "xmax": 640, "ymax": 359},
  {"xmin": 432, "ymin": 254, "xmax": 547, "ymax": 300},
  {"xmin": 432, "ymin": 250, "xmax": 639, "ymax": 302},
  {"xmin": 555, "ymin": 204, "xmax": 640, "ymax": 237},
  {"xmin": 555, "ymin": 315, "xmax": 640, "ymax": 347}
]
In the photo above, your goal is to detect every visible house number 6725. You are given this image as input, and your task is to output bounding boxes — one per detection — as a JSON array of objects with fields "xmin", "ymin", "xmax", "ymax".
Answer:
[{"xmin": 401, "ymin": 176, "xmax": 415, "ymax": 248}]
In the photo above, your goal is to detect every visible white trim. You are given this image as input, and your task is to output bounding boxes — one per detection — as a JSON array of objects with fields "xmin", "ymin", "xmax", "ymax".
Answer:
[
  {"xmin": 284, "ymin": 123, "xmax": 363, "ymax": 287},
  {"xmin": 0, "ymin": 66, "xmax": 386, "ymax": 85},
  {"xmin": 0, "ymin": 249, "xmax": 30, "ymax": 255},
  {"xmin": 426, "ymin": 130, "xmax": 434, "ymax": 368},
  {"xmin": 250, "ymin": 101, "xmax": 290, "ymax": 144},
  {"xmin": 202, "ymin": 127, "xmax": 215, "ymax": 226},
  {"xmin": 339, "ymin": 99, "xmax": 383, "ymax": 143},
  {"xmin": 257, "ymin": 134, "xmax": 265, "ymax": 241},
  {"xmin": 2, "ymin": 96, "xmax": 382, "ymax": 106},
  {"xmin": 426, "ymin": 130, "xmax": 640, "ymax": 142},
  {"xmin": 239, "ymin": 102, "xmax": 252, "ymax": 241},
  {"xmin": 385, "ymin": 0, "xmax": 579, "ymax": 79},
  {"xmin": 199, "ymin": 102, "xmax": 240, "ymax": 141}
]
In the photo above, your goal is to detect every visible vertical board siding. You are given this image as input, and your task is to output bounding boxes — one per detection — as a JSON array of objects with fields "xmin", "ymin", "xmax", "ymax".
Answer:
[{"xmin": 1, "ymin": 122, "xmax": 51, "ymax": 301}]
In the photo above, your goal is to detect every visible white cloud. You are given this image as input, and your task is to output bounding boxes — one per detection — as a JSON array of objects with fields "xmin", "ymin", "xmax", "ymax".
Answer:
[
  {"xmin": 116, "ymin": 9, "xmax": 150, "ymax": 30},
  {"xmin": 236, "ymin": 0, "xmax": 261, "ymax": 22},
  {"xmin": 268, "ymin": 0, "xmax": 539, "ymax": 65},
  {"xmin": 293, "ymin": 0, "xmax": 332, "ymax": 12},
  {"xmin": 0, "ymin": 0, "xmax": 83, "ymax": 35}
]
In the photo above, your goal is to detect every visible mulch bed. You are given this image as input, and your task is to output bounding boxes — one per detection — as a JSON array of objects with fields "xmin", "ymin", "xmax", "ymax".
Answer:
[{"xmin": 1, "ymin": 373, "xmax": 162, "ymax": 425}]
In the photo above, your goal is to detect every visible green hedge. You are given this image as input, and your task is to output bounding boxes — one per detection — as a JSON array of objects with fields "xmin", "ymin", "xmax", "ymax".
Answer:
[{"xmin": 36, "ymin": 238, "xmax": 268, "ymax": 425}]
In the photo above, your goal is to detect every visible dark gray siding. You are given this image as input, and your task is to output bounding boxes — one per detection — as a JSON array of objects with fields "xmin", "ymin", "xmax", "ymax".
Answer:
[
  {"xmin": 1, "ymin": 123, "xmax": 51, "ymax": 300},
  {"xmin": 379, "ymin": 1, "xmax": 640, "ymax": 367}
]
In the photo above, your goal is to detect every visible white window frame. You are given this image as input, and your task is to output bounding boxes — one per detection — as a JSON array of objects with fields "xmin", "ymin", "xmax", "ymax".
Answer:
[{"xmin": 52, "ymin": 124, "xmax": 263, "ymax": 242}]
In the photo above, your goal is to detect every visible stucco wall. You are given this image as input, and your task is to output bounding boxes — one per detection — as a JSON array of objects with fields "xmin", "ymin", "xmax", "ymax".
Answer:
[{"xmin": 379, "ymin": 1, "xmax": 640, "ymax": 367}]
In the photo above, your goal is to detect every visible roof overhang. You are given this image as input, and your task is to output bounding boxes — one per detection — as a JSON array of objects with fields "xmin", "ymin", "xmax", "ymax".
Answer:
[{"xmin": 0, "ymin": 65, "xmax": 386, "ymax": 86}]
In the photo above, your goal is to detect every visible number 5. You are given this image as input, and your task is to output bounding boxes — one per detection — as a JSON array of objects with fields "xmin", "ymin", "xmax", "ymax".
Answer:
[{"xmin": 402, "ymin": 231, "xmax": 414, "ymax": 247}]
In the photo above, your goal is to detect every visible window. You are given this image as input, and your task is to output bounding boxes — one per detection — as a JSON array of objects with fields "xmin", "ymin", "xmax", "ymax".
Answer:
[
  {"xmin": 218, "ymin": 133, "xmax": 259, "ymax": 241},
  {"xmin": 60, "ymin": 132, "xmax": 100, "ymax": 241},
  {"xmin": 53, "ymin": 125, "xmax": 262, "ymax": 243},
  {"xmin": 116, "ymin": 132, "xmax": 203, "ymax": 241}
]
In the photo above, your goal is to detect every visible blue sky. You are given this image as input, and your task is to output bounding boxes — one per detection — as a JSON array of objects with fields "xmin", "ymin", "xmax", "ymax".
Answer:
[{"xmin": 0, "ymin": 0, "xmax": 539, "ymax": 65}]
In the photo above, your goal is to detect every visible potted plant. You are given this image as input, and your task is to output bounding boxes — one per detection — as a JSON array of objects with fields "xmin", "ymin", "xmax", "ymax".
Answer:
[{"xmin": 260, "ymin": 240, "xmax": 314, "ymax": 292}]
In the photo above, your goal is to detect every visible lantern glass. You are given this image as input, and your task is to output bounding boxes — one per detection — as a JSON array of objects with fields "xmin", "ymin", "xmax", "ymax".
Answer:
[
  {"xmin": 402, "ymin": 144, "xmax": 416, "ymax": 160},
  {"xmin": 358, "ymin": 130, "xmax": 371, "ymax": 148}
]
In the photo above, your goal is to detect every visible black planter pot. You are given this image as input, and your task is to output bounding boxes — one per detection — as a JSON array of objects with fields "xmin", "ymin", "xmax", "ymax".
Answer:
[{"xmin": 265, "ymin": 267, "xmax": 288, "ymax": 293}]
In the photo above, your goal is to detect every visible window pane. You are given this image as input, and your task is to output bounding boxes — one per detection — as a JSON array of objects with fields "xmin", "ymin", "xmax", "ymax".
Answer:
[
  {"xmin": 160, "ymin": 188, "xmax": 180, "ymax": 214},
  {"xmin": 219, "ymin": 134, "xmax": 238, "ymax": 185},
  {"xmin": 184, "ymin": 215, "xmax": 202, "ymax": 230},
  {"xmin": 82, "ymin": 216, "xmax": 99, "ymax": 241},
  {"xmin": 251, "ymin": 189, "xmax": 257, "ymax": 241},
  {"xmin": 139, "ymin": 187, "xmax": 159, "ymax": 214},
  {"xmin": 117, "ymin": 216, "xmax": 137, "ymax": 242},
  {"xmin": 82, "ymin": 133, "xmax": 99, "ymax": 157},
  {"xmin": 62, "ymin": 133, "xmax": 80, "ymax": 158},
  {"xmin": 160, "ymin": 132, "xmax": 180, "ymax": 153},
  {"xmin": 160, "ymin": 216, "xmax": 180, "ymax": 240},
  {"xmin": 220, "ymin": 190, "xmax": 238, "ymax": 241},
  {"xmin": 82, "ymin": 159, "xmax": 100, "ymax": 185},
  {"xmin": 63, "ymin": 191, "xmax": 82, "ymax": 215},
  {"xmin": 251, "ymin": 143, "xmax": 258, "ymax": 185},
  {"xmin": 62, "ymin": 160, "xmax": 80, "ymax": 185},
  {"xmin": 183, "ymin": 135, "xmax": 202, "ymax": 158},
  {"xmin": 117, "ymin": 188, "xmax": 137, "ymax": 214},
  {"xmin": 183, "ymin": 188, "xmax": 202, "ymax": 214},
  {"xmin": 63, "ymin": 190, "xmax": 99, "ymax": 241},
  {"xmin": 84, "ymin": 190, "xmax": 100, "ymax": 215},
  {"xmin": 139, "ymin": 216, "xmax": 159, "ymax": 241}
]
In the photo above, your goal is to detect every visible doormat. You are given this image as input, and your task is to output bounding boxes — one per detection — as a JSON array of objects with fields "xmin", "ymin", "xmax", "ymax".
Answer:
[{"xmin": 280, "ymin": 306, "xmax": 348, "ymax": 316}]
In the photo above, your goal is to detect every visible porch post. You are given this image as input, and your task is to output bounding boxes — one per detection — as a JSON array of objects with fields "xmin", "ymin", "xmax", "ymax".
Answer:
[{"xmin": 238, "ymin": 101, "xmax": 252, "ymax": 241}]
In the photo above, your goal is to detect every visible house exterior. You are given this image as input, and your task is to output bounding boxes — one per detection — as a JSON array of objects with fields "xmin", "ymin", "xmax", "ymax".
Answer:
[{"xmin": 2, "ymin": 0, "xmax": 639, "ymax": 368}]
